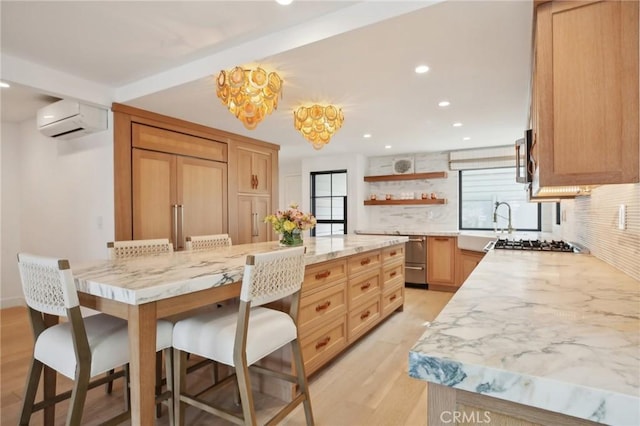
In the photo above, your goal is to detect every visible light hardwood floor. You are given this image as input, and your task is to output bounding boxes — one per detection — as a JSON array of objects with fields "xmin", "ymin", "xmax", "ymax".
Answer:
[{"xmin": 0, "ymin": 287, "xmax": 453, "ymax": 425}]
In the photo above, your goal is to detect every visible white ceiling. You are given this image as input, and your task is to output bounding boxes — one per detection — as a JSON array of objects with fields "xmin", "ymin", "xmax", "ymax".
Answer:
[{"xmin": 1, "ymin": 0, "xmax": 533, "ymax": 161}]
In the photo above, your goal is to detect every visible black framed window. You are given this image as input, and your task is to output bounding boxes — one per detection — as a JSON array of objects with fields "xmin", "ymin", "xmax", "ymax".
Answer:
[
  {"xmin": 310, "ymin": 170, "xmax": 347, "ymax": 236},
  {"xmin": 459, "ymin": 167, "xmax": 541, "ymax": 231}
]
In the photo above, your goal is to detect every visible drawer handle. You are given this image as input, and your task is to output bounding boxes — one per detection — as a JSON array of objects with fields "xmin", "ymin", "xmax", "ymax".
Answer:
[
  {"xmin": 390, "ymin": 271, "xmax": 397, "ymax": 277},
  {"xmin": 360, "ymin": 258, "xmax": 371, "ymax": 266},
  {"xmin": 434, "ymin": 237, "xmax": 448, "ymax": 241},
  {"xmin": 315, "ymin": 271, "xmax": 331, "ymax": 280},
  {"xmin": 315, "ymin": 301, "xmax": 331, "ymax": 312},
  {"xmin": 315, "ymin": 336, "xmax": 331, "ymax": 350},
  {"xmin": 389, "ymin": 294, "xmax": 397, "ymax": 302},
  {"xmin": 390, "ymin": 250, "xmax": 397, "ymax": 256},
  {"xmin": 360, "ymin": 282, "xmax": 371, "ymax": 291},
  {"xmin": 360, "ymin": 310, "xmax": 371, "ymax": 320}
]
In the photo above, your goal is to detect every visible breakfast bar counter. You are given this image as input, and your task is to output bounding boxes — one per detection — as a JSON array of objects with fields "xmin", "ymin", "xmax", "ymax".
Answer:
[
  {"xmin": 409, "ymin": 250, "xmax": 640, "ymax": 425},
  {"xmin": 71, "ymin": 234, "xmax": 407, "ymax": 425}
]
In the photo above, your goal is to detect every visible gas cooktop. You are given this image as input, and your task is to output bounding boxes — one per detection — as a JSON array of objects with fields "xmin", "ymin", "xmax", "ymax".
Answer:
[{"xmin": 485, "ymin": 239, "xmax": 588, "ymax": 253}]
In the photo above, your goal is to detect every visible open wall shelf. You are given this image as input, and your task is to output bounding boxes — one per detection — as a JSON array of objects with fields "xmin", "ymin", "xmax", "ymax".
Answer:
[
  {"xmin": 363, "ymin": 171, "xmax": 448, "ymax": 182},
  {"xmin": 364, "ymin": 199, "xmax": 447, "ymax": 206}
]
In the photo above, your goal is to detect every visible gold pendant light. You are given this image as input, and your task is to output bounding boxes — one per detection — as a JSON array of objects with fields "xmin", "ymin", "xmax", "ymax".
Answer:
[
  {"xmin": 216, "ymin": 66, "xmax": 283, "ymax": 130},
  {"xmin": 294, "ymin": 104, "xmax": 344, "ymax": 150}
]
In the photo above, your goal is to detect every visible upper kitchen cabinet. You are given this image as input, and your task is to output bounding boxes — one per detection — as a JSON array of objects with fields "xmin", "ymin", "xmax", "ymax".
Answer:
[
  {"xmin": 237, "ymin": 144, "xmax": 272, "ymax": 194},
  {"xmin": 531, "ymin": 0, "xmax": 639, "ymax": 196}
]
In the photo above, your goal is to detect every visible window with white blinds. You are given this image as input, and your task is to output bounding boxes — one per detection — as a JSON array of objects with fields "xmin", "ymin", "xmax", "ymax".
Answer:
[{"xmin": 459, "ymin": 168, "xmax": 540, "ymax": 231}]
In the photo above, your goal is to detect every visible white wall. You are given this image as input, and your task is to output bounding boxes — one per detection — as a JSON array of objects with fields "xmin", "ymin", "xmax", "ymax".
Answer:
[{"xmin": 0, "ymin": 117, "xmax": 115, "ymax": 308}]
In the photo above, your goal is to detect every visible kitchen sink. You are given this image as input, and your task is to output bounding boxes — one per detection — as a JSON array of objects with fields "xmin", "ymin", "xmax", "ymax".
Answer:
[{"xmin": 457, "ymin": 232, "xmax": 498, "ymax": 252}]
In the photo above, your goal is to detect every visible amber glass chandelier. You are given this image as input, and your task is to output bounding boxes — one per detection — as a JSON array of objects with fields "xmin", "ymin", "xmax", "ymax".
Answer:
[
  {"xmin": 215, "ymin": 66, "xmax": 283, "ymax": 130},
  {"xmin": 294, "ymin": 104, "xmax": 344, "ymax": 150}
]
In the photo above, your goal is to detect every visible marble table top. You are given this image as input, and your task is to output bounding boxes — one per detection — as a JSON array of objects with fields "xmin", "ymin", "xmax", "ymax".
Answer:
[
  {"xmin": 73, "ymin": 234, "xmax": 408, "ymax": 305},
  {"xmin": 409, "ymin": 250, "xmax": 640, "ymax": 425}
]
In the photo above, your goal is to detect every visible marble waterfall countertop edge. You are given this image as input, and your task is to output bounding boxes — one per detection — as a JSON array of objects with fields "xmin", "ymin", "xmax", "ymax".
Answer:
[
  {"xmin": 355, "ymin": 229, "xmax": 459, "ymax": 237},
  {"xmin": 408, "ymin": 250, "xmax": 640, "ymax": 425},
  {"xmin": 73, "ymin": 234, "xmax": 409, "ymax": 305}
]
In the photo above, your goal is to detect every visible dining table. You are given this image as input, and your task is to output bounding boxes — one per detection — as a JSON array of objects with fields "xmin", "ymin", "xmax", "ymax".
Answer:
[{"xmin": 53, "ymin": 234, "xmax": 408, "ymax": 425}]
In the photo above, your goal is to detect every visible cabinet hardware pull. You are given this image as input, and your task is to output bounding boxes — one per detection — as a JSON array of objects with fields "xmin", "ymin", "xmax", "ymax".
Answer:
[
  {"xmin": 390, "ymin": 251, "xmax": 397, "ymax": 256},
  {"xmin": 315, "ymin": 301, "xmax": 331, "ymax": 312},
  {"xmin": 408, "ymin": 238, "xmax": 425, "ymax": 242},
  {"xmin": 315, "ymin": 336, "xmax": 331, "ymax": 350},
  {"xmin": 405, "ymin": 266, "xmax": 424, "ymax": 270},
  {"xmin": 254, "ymin": 174, "xmax": 259, "ymax": 189},
  {"xmin": 252, "ymin": 213, "xmax": 259, "ymax": 237},
  {"xmin": 178, "ymin": 204, "xmax": 184, "ymax": 250},
  {"xmin": 360, "ymin": 258, "xmax": 371, "ymax": 266},
  {"xmin": 172, "ymin": 204, "xmax": 179, "ymax": 248},
  {"xmin": 315, "ymin": 271, "xmax": 331, "ymax": 280},
  {"xmin": 434, "ymin": 237, "xmax": 448, "ymax": 241},
  {"xmin": 390, "ymin": 271, "xmax": 397, "ymax": 277},
  {"xmin": 360, "ymin": 282, "xmax": 371, "ymax": 291},
  {"xmin": 390, "ymin": 295, "xmax": 397, "ymax": 302},
  {"xmin": 360, "ymin": 310, "xmax": 371, "ymax": 320}
]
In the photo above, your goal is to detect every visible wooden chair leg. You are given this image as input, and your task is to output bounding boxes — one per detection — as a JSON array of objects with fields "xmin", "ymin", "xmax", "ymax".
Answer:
[
  {"xmin": 156, "ymin": 351, "xmax": 163, "ymax": 418},
  {"xmin": 67, "ymin": 363, "xmax": 91, "ymax": 425},
  {"xmin": 19, "ymin": 358, "xmax": 43, "ymax": 426},
  {"xmin": 291, "ymin": 338, "xmax": 315, "ymax": 426},
  {"xmin": 163, "ymin": 348, "xmax": 175, "ymax": 426},
  {"xmin": 173, "ymin": 349, "xmax": 187, "ymax": 426},
  {"xmin": 235, "ymin": 359, "xmax": 257, "ymax": 426},
  {"xmin": 106, "ymin": 369, "xmax": 115, "ymax": 394}
]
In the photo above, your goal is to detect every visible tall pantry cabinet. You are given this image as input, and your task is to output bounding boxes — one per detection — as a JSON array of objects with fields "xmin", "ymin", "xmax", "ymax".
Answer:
[{"xmin": 113, "ymin": 104, "xmax": 279, "ymax": 247}]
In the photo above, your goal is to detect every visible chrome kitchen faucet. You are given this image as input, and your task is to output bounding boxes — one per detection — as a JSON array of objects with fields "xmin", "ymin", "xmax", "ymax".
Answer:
[{"xmin": 493, "ymin": 201, "xmax": 514, "ymax": 234}]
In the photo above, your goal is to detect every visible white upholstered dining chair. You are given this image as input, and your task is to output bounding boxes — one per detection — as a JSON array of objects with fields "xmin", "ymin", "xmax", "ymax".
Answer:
[
  {"xmin": 185, "ymin": 234, "xmax": 232, "ymax": 251},
  {"xmin": 172, "ymin": 246, "xmax": 314, "ymax": 426},
  {"xmin": 17, "ymin": 253, "xmax": 174, "ymax": 426}
]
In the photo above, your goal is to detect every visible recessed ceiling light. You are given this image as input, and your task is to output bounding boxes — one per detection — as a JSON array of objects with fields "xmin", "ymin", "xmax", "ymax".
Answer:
[
  {"xmin": 384, "ymin": 145, "xmax": 392, "ymax": 149},
  {"xmin": 0, "ymin": 81, "xmax": 10, "ymax": 88},
  {"xmin": 414, "ymin": 65, "xmax": 429, "ymax": 74},
  {"xmin": 43, "ymin": 114, "xmax": 54, "ymax": 119},
  {"xmin": 438, "ymin": 101, "xmax": 450, "ymax": 107},
  {"xmin": 363, "ymin": 133, "xmax": 372, "ymax": 138},
  {"xmin": 275, "ymin": 0, "xmax": 293, "ymax": 5},
  {"xmin": 452, "ymin": 122, "xmax": 463, "ymax": 127},
  {"xmin": 463, "ymin": 137, "xmax": 471, "ymax": 141}
]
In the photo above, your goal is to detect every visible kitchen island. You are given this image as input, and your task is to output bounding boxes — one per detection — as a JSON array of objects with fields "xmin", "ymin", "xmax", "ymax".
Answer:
[
  {"xmin": 409, "ymin": 250, "xmax": 640, "ymax": 425},
  {"xmin": 72, "ymin": 234, "xmax": 407, "ymax": 425}
]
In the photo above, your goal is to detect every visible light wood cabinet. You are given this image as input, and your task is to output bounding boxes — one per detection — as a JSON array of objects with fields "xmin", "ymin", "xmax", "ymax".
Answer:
[
  {"xmin": 455, "ymin": 249, "xmax": 485, "ymax": 286},
  {"xmin": 298, "ymin": 244, "xmax": 404, "ymax": 375},
  {"xmin": 132, "ymin": 147, "xmax": 227, "ymax": 249},
  {"xmin": 427, "ymin": 236, "xmax": 457, "ymax": 291},
  {"xmin": 237, "ymin": 145, "xmax": 271, "ymax": 195},
  {"xmin": 531, "ymin": 0, "xmax": 639, "ymax": 194},
  {"xmin": 237, "ymin": 196, "xmax": 271, "ymax": 244}
]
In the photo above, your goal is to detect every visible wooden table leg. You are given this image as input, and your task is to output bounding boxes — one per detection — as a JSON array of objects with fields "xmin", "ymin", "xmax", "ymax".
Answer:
[{"xmin": 128, "ymin": 303, "xmax": 157, "ymax": 426}]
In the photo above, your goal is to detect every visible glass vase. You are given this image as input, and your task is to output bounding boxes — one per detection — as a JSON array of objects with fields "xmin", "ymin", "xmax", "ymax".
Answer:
[{"xmin": 279, "ymin": 229, "xmax": 303, "ymax": 247}]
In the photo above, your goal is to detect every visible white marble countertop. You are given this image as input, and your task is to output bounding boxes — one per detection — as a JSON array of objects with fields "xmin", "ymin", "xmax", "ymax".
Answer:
[
  {"xmin": 409, "ymin": 250, "xmax": 640, "ymax": 425},
  {"xmin": 73, "ymin": 234, "xmax": 408, "ymax": 305},
  {"xmin": 355, "ymin": 229, "xmax": 460, "ymax": 237}
]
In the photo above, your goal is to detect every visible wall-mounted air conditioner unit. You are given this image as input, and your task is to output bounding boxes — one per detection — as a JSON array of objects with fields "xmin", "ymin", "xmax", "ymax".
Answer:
[{"xmin": 37, "ymin": 99, "xmax": 108, "ymax": 139}]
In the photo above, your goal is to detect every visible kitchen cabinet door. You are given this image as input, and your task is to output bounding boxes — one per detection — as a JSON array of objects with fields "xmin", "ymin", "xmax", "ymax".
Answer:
[
  {"xmin": 237, "ymin": 146, "xmax": 271, "ymax": 194},
  {"xmin": 533, "ymin": 0, "xmax": 639, "ymax": 189},
  {"xmin": 176, "ymin": 156, "xmax": 227, "ymax": 250},
  {"xmin": 237, "ymin": 195, "xmax": 271, "ymax": 244},
  {"xmin": 133, "ymin": 148, "xmax": 228, "ymax": 248},
  {"xmin": 132, "ymin": 149, "xmax": 176, "ymax": 242},
  {"xmin": 455, "ymin": 249, "xmax": 485, "ymax": 286},
  {"xmin": 427, "ymin": 236, "xmax": 457, "ymax": 289}
]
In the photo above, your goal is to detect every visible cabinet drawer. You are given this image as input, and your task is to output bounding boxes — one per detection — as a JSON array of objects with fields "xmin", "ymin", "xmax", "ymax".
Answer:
[
  {"xmin": 348, "ymin": 270, "xmax": 380, "ymax": 308},
  {"xmin": 382, "ymin": 286, "xmax": 404, "ymax": 318},
  {"xmin": 300, "ymin": 315, "xmax": 348, "ymax": 375},
  {"xmin": 347, "ymin": 250, "xmax": 381, "ymax": 277},
  {"xmin": 382, "ymin": 245, "xmax": 404, "ymax": 265},
  {"xmin": 348, "ymin": 296, "xmax": 381, "ymax": 342},
  {"xmin": 299, "ymin": 281, "xmax": 347, "ymax": 334},
  {"xmin": 382, "ymin": 262, "xmax": 403, "ymax": 286},
  {"xmin": 303, "ymin": 260, "xmax": 347, "ymax": 295}
]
